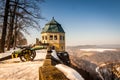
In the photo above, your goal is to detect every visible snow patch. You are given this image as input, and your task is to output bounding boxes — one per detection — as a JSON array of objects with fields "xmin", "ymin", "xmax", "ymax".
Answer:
[
  {"xmin": 55, "ymin": 64, "xmax": 84, "ymax": 80},
  {"xmin": 0, "ymin": 50, "xmax": 47, "ymax": 80},
  {"xmin": 0, "ymin": 48, "xmax": 20, "ymax": 58}
]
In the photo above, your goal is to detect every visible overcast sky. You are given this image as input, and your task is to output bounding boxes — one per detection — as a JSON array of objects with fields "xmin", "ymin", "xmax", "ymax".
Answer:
[{"xmin": 26, "ymin": 0, "xmax": 120, "ymax": 46}]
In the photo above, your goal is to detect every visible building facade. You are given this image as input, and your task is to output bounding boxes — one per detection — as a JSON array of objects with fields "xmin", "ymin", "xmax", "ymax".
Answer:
[{"xmin": 41, "ymin": 17, "xmax": 65, "ymax": 52}]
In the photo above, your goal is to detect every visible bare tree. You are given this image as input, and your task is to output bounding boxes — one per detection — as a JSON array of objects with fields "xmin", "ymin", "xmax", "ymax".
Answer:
[
  {"xmin": 7, "ymin": 0, "xmax": 19, "ymax": 50},
  {"xmin": 0, "ymin": 0, "xmax": 10, "ymax": 52},
  {"xmin": 0, "ymin": 0, "xmax": 44, "ymax": 52}
]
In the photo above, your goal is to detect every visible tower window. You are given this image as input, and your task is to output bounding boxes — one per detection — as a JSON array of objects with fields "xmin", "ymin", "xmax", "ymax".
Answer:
[
  {"xmin": 45, "ymin": 36, "xmax": 47, "ymax": 40},
  {"xmin": 61, "ymin": 46, "xmax": 64, "ymax": 50},
  {"xmin": 54, "ymin": 35, "xmax": 57, "ymax": 40},
  {"xmin": 60, "ymin": 35, "xmax": 62, "ymax": 40},
  {"xmin": 50, "ymin": 35, "xmax": 53, "ymax": 40},
  {"xmin": 63, "ymin": 36, "xmax": 65, "ymax": 40},
  {"xmin": 42, "ymin": 36, "xmax": 44, "ymax": 40}
]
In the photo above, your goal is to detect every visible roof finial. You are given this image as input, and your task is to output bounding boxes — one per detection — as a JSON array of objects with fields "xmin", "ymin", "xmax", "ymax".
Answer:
[{"xmin": 52, "ymin": 17, "xmax": 54, "ymax": 20}]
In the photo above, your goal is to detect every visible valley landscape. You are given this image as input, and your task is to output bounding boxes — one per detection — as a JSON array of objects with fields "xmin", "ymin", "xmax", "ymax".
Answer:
[{"xmin": 67, "ymin": 45, "xmax": 120, "ymax": 80}]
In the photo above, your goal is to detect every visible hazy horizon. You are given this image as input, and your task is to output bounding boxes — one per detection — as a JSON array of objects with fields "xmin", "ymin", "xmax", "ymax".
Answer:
[{"xmin": 67, "ymin": 44, "xmax": 120, "ymax": 48}]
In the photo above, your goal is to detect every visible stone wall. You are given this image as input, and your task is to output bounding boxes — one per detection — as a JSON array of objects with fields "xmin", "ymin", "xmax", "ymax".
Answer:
[{"xmin": 39, "ymin": 51, "xmax": 68, "ymax": 80}]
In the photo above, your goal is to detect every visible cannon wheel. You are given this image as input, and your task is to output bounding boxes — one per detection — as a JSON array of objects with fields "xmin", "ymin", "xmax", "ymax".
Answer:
[{"xmin": 19, "ymin": 49, "xmax": 36, "ymax": 62}]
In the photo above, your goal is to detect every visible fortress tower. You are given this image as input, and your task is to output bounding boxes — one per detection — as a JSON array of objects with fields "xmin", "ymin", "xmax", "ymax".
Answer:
[{"xmin": 41, "ymin": 17, "xmax": 65, "ymax": 52}]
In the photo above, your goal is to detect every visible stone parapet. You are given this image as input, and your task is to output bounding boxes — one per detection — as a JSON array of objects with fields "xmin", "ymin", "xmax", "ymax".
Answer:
[{"xmin": 39, "ymin": 51, "xmax": 68, "ymax": 80}]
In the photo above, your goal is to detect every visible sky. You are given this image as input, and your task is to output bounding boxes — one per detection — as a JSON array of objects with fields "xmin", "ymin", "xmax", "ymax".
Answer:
[{"xmin": 26, "ymin": 0, "xmax": 120, "ymax": 46}]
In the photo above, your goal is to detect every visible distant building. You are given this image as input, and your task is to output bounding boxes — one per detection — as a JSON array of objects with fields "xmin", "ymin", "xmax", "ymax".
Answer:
[{"xmin": 41, "ymin": 17, "xmax": 65, "ymax": 52}]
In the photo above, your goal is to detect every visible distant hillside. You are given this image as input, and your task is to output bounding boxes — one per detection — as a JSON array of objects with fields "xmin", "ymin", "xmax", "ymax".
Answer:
[{"xmin": 67, "ymin": 44, "xmax": 120, "ymax": 49}]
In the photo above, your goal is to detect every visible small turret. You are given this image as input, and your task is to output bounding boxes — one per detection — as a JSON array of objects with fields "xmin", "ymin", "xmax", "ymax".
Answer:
[{"xmin": 41, "ymin": 17, "xmax": 65, "ymax": 52}]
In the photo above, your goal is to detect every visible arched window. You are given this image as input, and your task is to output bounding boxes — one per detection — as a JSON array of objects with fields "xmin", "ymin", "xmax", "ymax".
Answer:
[
  {"xmin": 42, "ymin": 36, "xmax": 44, "ymax": 40},
  {"xmin": 50, "ymin": 35, "xmax": 53, "ymax": 40},
  {"xmin": 45, "ymin": 36, "xmax": 47, "ymax": 40},
  {"xmin": 60, "ymin": 35, "xmax": 62, "ymax": 40},
  {"xmin": 61, "ymin": 46, "xmax": 64, "ymax": 50},
  {"xmin": 63, "ymin": 36, "xmax": 65, "ymax": 40},
  {"xmin": 54, "ymin": 35, "xmax": 57, "ymax": 40}
]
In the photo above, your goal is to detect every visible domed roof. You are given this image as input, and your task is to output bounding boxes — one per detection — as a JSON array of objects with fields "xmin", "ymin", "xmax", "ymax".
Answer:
[{"xmin": 41, "ymin": 17, "xmax": 65, "ymax": 33}]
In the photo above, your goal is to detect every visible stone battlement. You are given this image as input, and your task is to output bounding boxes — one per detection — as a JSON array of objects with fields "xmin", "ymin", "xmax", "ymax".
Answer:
[{"xmin": 39, "ymin": 51, "xmax": 68, "ymax": 80}]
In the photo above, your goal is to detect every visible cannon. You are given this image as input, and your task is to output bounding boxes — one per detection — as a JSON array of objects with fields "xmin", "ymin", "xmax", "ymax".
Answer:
[{"xmin": 12, "ymin": 45, "xmax": 47, "ymax": 62}]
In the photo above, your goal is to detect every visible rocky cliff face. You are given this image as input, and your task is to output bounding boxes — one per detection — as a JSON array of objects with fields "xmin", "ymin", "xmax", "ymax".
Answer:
[
  {"xmin": 97, "ymin": 63, "xmax": 120, "ymax": 80},
  {"xmin": 67, "ymin": 48, "xmax": 120, "ymax": 80}
]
